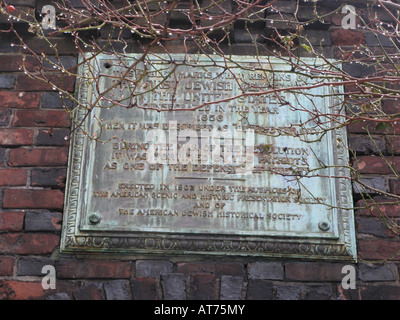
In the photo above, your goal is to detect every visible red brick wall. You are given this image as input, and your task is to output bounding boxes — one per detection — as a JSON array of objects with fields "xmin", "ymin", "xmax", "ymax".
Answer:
[{"xmin": 1, "ymin": 0, "xmax": 400, "ymax": 300}]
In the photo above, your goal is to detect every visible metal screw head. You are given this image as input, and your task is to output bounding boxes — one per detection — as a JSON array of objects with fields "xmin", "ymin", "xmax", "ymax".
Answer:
[
  {"xmin": 89, "ymin": 213, "xmax": 101, "ymax": 224},
  {"xmin": 318, "ymin": 221, "xmax": 330, "ymax": 231}
]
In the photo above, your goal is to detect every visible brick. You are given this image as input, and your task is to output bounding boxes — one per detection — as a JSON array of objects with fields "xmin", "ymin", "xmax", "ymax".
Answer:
[
  {"xmin": 17, "ymin": 74, "xmax": 76, "ymax": 92},
  {"xmin": 276, "ymin": 284, "xmax": 301, "ymax": 300},
  {"xmin": 0, "ymin": 92, "xmax": 40, "ymax": 109},
  {"xmin": 0, "ymin": 281, "xmax": 46, "ymax": 300},
  {"xmin": 285, "ymin": 262, "xmax": 346, "ymax": 282},
  {"xmin": 365, "ymin": 31, "xmax": 396, "ymax": 47},
  {"xmin": 301, "ymin": 285, "xmax": 333, "ymax": 300},
  {"xmin": 135, "ymin": 260, "xmax": 173, "ymax": 278},
  {"xmin": 161, "ymin": 273, "xmax": 186, "ymax": 300},
  {"xmin": 42, "ymin": 92, "xmax": 74, "ymax": 109},
  {"xmin": 0, "ymin": 55, "xmax": 39, "ymax": 72},
  {"xmin": 0, "ymin": 212, "xmax": 24, "ymax": 231},
  {"xmin": 0, "ymin": 75, "xmax": 16, "ymax": 89},
  {"xmin": 382, "ymin": 99, "xmax": 400, "ymax": 115},
  {"xmin": 270, "ymin": 1, "xmax": 297, "ymax": 13},
  {"xmin": 130, "ymin": 277, "xmax": 159, "ymax": 300},
  {"xmin": 332, "ymin": 29, "xmax": 365, "ymax": 46},
  {"xmin": 356, "ymin": 217, "xmax": 396, "ymax": 238},
  {"xmin": 43, "ymin": 56, "xmax": 78, "ymax": 72},
  {"xmin": 13, "ymin": 110, "xmax": 71, "ymax": 127},
  {"xmin": 220, "ymin": 276, "xmax": 243, "ymax": 300},
  {"xmin": 0, "ymin": 233, "xmax": 59, "ymax": 254},
  {"xmin": 6, "ymin": 0, "xmax": 36, "ymax": 6},
  {"xmin": 73, "ymin": 284, "xmax": 105, "ymax": 300},
  {"xmin": 57, "ymin": 259, "xmax": 131, "ymax": 279},
  {"xmin": 301, "ymin": 30, "xmax": 331, "ymax": 46},
  {"xmin": 348, "ymin": 135, "xmax": 386, "ymax": 155},
  {"xmin": 359, "ymin": 239, "xmax": 400, "ymax": 260},
  {"xmin": 8, "ymin": 147, "xmax": 68, "ymax": 166},
  {"xmin": 24, "ymin": 211, "xmax": 62, "ymax": 231},
  {"xmin": 104, "ymin": 280, "xmax": 131, "ymax": 300},
  {"xmin": 356, "ymin": 199, "xmax": 400, "ymax": 217},
  {"xmin": 348, "ymin": 121, "xmax": 400, "ymax": 134},
  {"xmin": 0, "ymin": 35, "xmax": 21, "ymax": 54},
  {"xmin": 0, "ymin": 257, "xmax": 15, "ymax": 276},
  {"xmin": 247, "ymin": 279, "xmax": 274, "ymax": 300},
  {"xmin": 339, "ymin": 285, "xmax": 400, "ymax": 300},
  {"xmin": 176, "ymin": 261, "xmax": 245, "ymax": 276},
  {"xmin": 358, "ymin": 263, "xmax": 397, "ymax": 282},
  {"xmin": 22, "ymin": 38, "xmax": 77, "ymax": 55},
  {"xmin": 353, "ymin": 156, "xmax": 400, "ymax": 175},
  {"xmin": 0, "ymin": 128, "xmax": 34, "ymax": 145},
  {"xmin": 189, "ymin": 273, "xmax": 217, "ymax": 300},
  {"xmin": 31, "ymin": 168, "xmax": 67, "ymax": 187},
  {"xmin": 353, "ymin": 177, "xmax": 388, "ymax": 194},
  {"xmin": 0, "ymin": 109, "xmax": 12, "ymax": 126},
  {"xmin": 17, "ymin": 257, "xmax": 54, "ymax": 276},
  {"xmin": 3, "ymin": 189, "xmax": 64, "ymax": 209},
  {"xmin": 37, "ymin": 129, "xmax": 70, "ymax": 146},
  {"xmin": 343, "ymin": 62, "xmax": 375, "ymax": 78},
  {"xmin": 247, "ymin": 262, "xmax": 284, "ymax": 280},
  {"xmin": 0, "ymin": 168, "xmax": 28, "ymax": 186},
  {"xmin": 390, "ymin": 179, "xmax": 400, "ymax": 195},
  {"xmin": 46, "ymin": 293, "xmax": 71, "ymax": 300}
]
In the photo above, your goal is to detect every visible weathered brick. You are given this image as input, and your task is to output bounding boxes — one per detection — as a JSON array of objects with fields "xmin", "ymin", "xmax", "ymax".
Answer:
[
  {"xmin": 359, "ymin": 239, "xmax": 400, "ymax": 260},
  {"xmin": 0, "ymin": 168, "xmax": 28, "ymax": 186},
  {"xmin": 42, "ymin": 92, "xmax": 74, "ymax": 109},
  {"xmin": 176, "ymin": 261, "xmax": 245, "ymax": 276},
  {"xmin": 17, "ymin": 257, "xmax": 54, "ymax": 276},
  {"xmin": 104, "ymin": 280, "xmax": 131, "ymax": 300},
  {"xmin": 301, "ymin": 284, "xmax": 333, "ymax": 300},
  {"xmin": 189, "ymin": 273, "xmax": 217, "ymax": 300},
  {"xmin": 0, "ymin": 109, "xmax": 12, "ymax": 126},
  {"xmin": 0, "ymin": 128, "xmax": 34, "ymax": 145},
  {"xmin": 135, "ymin": 260, "xmax": 173, "ymax": 278},
  {"xmin": 358, "ymin": 263, "xmax": 397, "ymax": 282},
  {"xmin": 8, "ymin": 147, "xmax": 68, "ymax": 166},
  {"xmin": 22, "ymin": 38, "xmax": 77, "ymax": 55},
  {"xmin": 0, "ymin": 257, "xmax": 15, "ymax": 276},
  {"xmin": 17, "ymin": 74, "xmax": 76, "ymax": 92},
  {"xmin": 356, "ymin": 217, "xmax": 396, "ymax": 238},
  {"xmin": 248, "ymin": 262, "xmax": 284, "ymax": 280},
  {"xmin": 0, "ymin": 212, "xmax": 24, "ymax": 231},
  {"xmin": 276, "ymin": 284, "xmax": 301, "ymax": 300},
  {"xmin": 247, "ymin": 279, "xmax": 274, "ymax": 300},
  {"xmin": 161, "ymin": 273, "xmax": 187, "ymax": 300},
  {"xmin": 130, "ymin": 277, "xmax": 159, "ymax": 300},
  {"xmin": 220, "ymin": 276, "xmax": 243, "ymax": 300},
  {"xmin": 365, "ymin": 31, "xmax": 396, "ymax": 47},
  {"xmin": 353, "ymin": 156, "xmax": 400, "ymax": 175},
  {"xmin": 0, "ymin": 55, "xmax": 39, "ymax": 72},
  {"xmin": 356, "ymin": 199, "xmax": 400, "ymax": 217},
  {"xmin": 43, "ymin": 56, "xmax": 78, "ymax": 72},
  {"xmin": 0, "ymin": 233, "xmax": 59, "ymax": 254},
  {"xmin": 13, "ymin": 110, "xmax": 71, "ymax": 127},
  {"xmin": 353, "ymin": 177, "xmax": 388, "ymax": 195},
  {"xmin": 301, "ymin": 30, "xmax": 331, "ymax": 46},
  {"xmin": 36, "ymin": 129, "xmax": 70, "ymax": 146},
  {"xmin": 0, "ymin": 75, "xmax": 16, "ymax": 89},
  {"xmin": 348, "ymin": 135, "xmax": 386, "ymax": 154},
  {"xmin": 31, "ymin": 168, "xmax": 66, "ymax": 188},
  {"xmin": 24, "ymin": 211, "xmax": 62, "ymax": 231},
  {"xmin": 332, "ymin": 29, "xmax": 365, "ymax": 46},
  {"xmin": 339, "ymin": 284, "xmax": 400, "ymax": 300},
  {"xmin": 3, "ymin": 189, "xmax": 64, "ymax": 209},
  {"xmin": 0, "ymin": 281, "xmax": 46, "ymax": 300},
  {"xmin": 45, "ymin": 293, "xmax": 71, "ymax": 300},
  {"xmin": 0, "ymin": 92, "xmax": 40, "ymax": 109},
  {"xmin": 390, "ymin": 179, "xmax": 400, "ymax": 195},
  {"xmin": 57, "ymin": 259, "xmax": 131, "ymax": 279},
  {"xmin": 343, "ymin": 61, "xmax": 375, "ymax": 78},
  {"xmin": 285, "ymin": 262, "xmax": 346, "ymax": 282},
  {"xmin": 73, "ymin": 284, "xmax": 105, "ymax": 300}
]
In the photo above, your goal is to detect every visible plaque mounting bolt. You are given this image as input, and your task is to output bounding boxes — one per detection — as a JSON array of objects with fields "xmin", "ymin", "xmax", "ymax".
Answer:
[
  {"xmin": 318, "ymin": 221, "xmax": 330, "ymax": 231},
  {"xmin": 89, "ymin": 213, "xmax": 101, "ymax": 224}
]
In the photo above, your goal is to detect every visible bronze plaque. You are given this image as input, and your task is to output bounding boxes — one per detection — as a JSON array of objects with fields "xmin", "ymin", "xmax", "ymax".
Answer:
[{"xmin": 61, "ymin": 53, "xmax": 356, "ymax": 261}]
